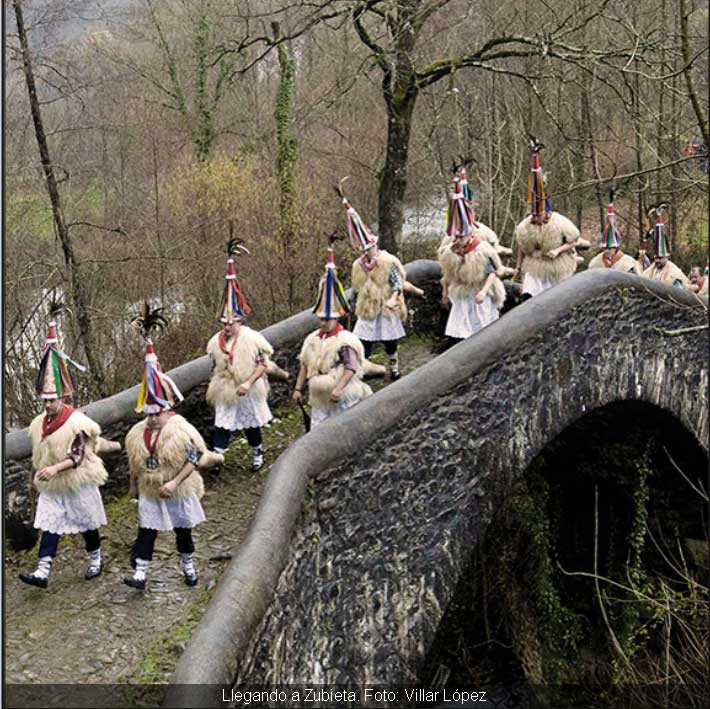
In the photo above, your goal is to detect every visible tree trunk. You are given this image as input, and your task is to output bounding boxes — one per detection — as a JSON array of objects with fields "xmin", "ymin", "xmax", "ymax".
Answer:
[
  {"xmin": 679, "ymin": 0, "xmax": 709, "ymax": 148},
  {"xmin": 13, "ymin": 0, "xmax": 107, "ymax": 396},
  {"xmin": 377, "ymin": 88, "xmax": 417, "ymax": 255},
  {"xmin": 273, "ymin": 23, "xmax": 298, "ymax": 311}
]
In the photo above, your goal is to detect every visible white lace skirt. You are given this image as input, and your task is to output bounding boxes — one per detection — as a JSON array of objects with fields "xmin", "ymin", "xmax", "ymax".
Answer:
[
  {"xmin": 521, "ymin": 272, "xmax": 560, "ymax": 297},
  {"xmin": 214, "ymin": 391, "xmax": 272, "ymax": 431},
  {"xmin": 34, "ymin": 485, "xmax": 107, "ymax": 535},
  {"xmin": 138, "ymin": 494, "xmax": 206, "ymax": 532},
  {"xmin": 311, "ymin": 396, "xmax": 361, "ymax": 429},
  {"xmin": 353, "ymin": 314, "xmax": 406, "ymax": 342},
  {"xmin": 445, "ymin": 293, "xmax": 499, "ymax": 339}
]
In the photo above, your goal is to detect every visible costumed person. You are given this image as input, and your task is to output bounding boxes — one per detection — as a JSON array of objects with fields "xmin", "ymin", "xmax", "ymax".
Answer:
[
  {"xmin": 688, "ymin": 260, "xmax": 709, "ymax": 295},
  {"xmin": 514, "ymin": 138, "xmax": 589, "ymax": 298},
  {"xmin": 587, "ymin": 188, "xmax": 642, "ymax": 275},
  {"xmin": 457, "ymin": 159, "xmax": 514, "ymax": 259},
  {"xmin": 641, "ymin": 205, "xmax": 690, "ymax": 289},
  {"xmin": 438, "ymin": 168, "xmax": 511, "ymax": 342},
  {"xmin": 292, "ymin": 236, "xmax": 372, "ymax": 428},
  {"xmin": 20, "ymin": 302, "xmax": 119, "ymax": 589},
  {"xmin": 206, "ymin": 240, "xmax": 274, "ymax": 471},
  {"xmin": 337, "ymin": 179, "xmax": 423, "ymax": 381},
  {"xmin": 124, "ymin": 304, "xmax": 221, "ymax": 590}
]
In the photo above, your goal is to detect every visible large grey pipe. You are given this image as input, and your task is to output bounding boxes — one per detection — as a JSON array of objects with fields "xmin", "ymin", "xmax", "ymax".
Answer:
[
  {"xmin": 165, "ymin": 271, "xmax": 706, "ymax": 707},
  {"xmin": 3, "ymin": 260, "xmax": 441, "ymax": 461}
]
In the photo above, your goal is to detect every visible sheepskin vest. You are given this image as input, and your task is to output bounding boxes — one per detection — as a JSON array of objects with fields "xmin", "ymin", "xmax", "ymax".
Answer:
[
  {"xmin": 206, "ymin": 327, "xmax": 273, "ymax": 408},
  {"xmin": 642, "ymin": 261, "xmax": 689, "ymax": 287},
  {"xmin": 438, "ymin": 238, "xmax": 506, "ymax": 309},
  {"xmin": 125, "ymin": 415, "xmax": 205, "ymax": 500},
  {"xmin": 351, "ymin": 251, "xmax": 407, "ymax": 321},
  {"xmin": 29, "ymin": 410, "xmax": 108, "ymax": 495},
  {"xmin": 588, "ymin": 252, "xmax": 641, "ymax": 275},
  {"xmin": 515, "ymin": 211, "xmax": 581, "ymax": 282},
  {"xmin": 299, "ymin": 329, "xmax": 372, "ymax": 410}
]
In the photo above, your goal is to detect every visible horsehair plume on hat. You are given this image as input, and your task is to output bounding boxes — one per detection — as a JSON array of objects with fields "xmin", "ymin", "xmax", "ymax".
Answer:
[
  {"xmin": 312, "ymin": 230, "xmax": 350, "ymax": 320},
  {"xmin": 35, "ymin": 291, "xmax": 86, "ymax": 399},
  {"xmin": 219, "ymin": 235, "xmax": 252, "ymax": 322},
  {"xmin": 601, "ymin": 184, "xmax": 622, "ymax": 249},
  {"xmin": 335, "ymin": 176, "xmax": 377, "ymax": 252},
  {"xmin": 131, "ymin": 302, "xmax": 183, "ymax": 414},
  {"xmin": 527, "ymin": 135, "xmax": 551, "ymax": 225}
]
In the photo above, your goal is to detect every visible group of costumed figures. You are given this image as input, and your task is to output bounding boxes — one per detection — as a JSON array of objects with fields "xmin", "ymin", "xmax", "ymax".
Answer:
[{"xmin": 19, "ymin": 142, "xmax": 708, "ymax": 591}]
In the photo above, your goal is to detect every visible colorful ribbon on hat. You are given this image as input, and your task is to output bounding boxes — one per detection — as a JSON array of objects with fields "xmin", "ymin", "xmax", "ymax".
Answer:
[
  {"xmin": 601, "ymin": 204, "xmax": 622, "ymax": 249},
  {"xmin": 528, "ymin": 151, "xmax": 551, "ymax": 225},
  {"xmin": 343, "ymin": 198, "xmax": 376, "ymax": 251},
  {"xmin": 446, "ymin": 178, "xmax": 476, "ymax": 237},
  {"xmin": 35, "ymin": 344, "xmax": 86, "ymax": 397},
  {"xmin": 218, "ymin": 276, "xmax": 251, "ymax": 322},
  {"xmin": 654, "ymin": 213, "xmax": 670, "ymax": 257},
  {"xmin": 135, "ymin": 354, "xmax": 183, "ymax": 413}
]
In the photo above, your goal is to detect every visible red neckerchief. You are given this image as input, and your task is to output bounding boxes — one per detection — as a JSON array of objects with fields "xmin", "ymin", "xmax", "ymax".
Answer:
[
  {"xmin": 218, "ymin": 328, "xmax": 238, "ymax": 365},
  {"xmin": 359, "ymin": 253, "xmax": 379, "ymax": 273},
  {"xmin": 452, "ymin": 236, "xmax": 481, "ymax": 263},
  {"xmin": 318, "ymin": 323, "xmax": 344, "ymax": 339},
  {"xmin": 602, "ymin": 250, "xmax": 624, "ymax": 268},
  {"xmin": 143, "ymin": 412, "xmax": 176, "ymax": 454},
  {"xmin": 42, "ymin": 404, "xmax": 75, "ymax": 440}
]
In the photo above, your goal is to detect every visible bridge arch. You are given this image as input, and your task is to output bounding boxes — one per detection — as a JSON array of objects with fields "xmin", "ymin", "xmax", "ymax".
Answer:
[
  {"xmin": 167, "ymin": 270, "xmax": 707, "ymax": 706},
  {"xmin": 418, "ymin": 398, "xmax": 708, "ymax": 689}
]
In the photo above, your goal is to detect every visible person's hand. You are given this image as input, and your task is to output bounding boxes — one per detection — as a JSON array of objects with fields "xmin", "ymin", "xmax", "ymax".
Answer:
[
  {"xmin": 36, "ymin": 465, "xmax": 58, "ymax": 481},
  {"xmin": 385, "ymin": 295, "xmax": 399, "ymax": 310},
  {"xmin": 474, "ymin": 291, "xmax": 487, "ymax": 304},
  {"xmin": 441, "ymin": 296, "xmax": 450, "ymax": 308},
  {"xmin": 292, "ymin": 389, "xmax": 303, "ymax": 404},
  {"xmin": 330, "ymin": 388, "xmax": 342, "ymax": 403},
  {"xmin": 129, "ymin": 484, "xmax": 138, "ymax": 499},
  {"xmin": 237, "ymin": 382, "xmax": 251, "ymax": 397},
  {"xmin": 414, "ymin": 286, "xmax": 425, "ymax": 298},
  {"xmin": 159, "ymin": 480, "xmax": 177, "ymax": 499},
  {"xmin": 546, "ymin": 248, "xmax": 560, "ymax": 259}
]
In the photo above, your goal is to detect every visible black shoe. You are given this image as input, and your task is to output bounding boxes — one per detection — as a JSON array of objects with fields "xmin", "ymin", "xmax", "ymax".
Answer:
[
  {"xmin": 390, "ymin": 369, "xmax": 401, "ymax": 381},
  {"xmin": 19, "ymin": 573, "xmax": 48, "ymax": 589},
  {"xmin": 184, "ymin": 572, "xmax": 199, "ymax": 587},
  {"xmin": 123, "ymin": 575, "xmax": 146, "ymax": 590},
  {"xmin": 85, "ymin": 562, "xmax": 103, "ymax": 580},
  {"xmin": 251, "ymin": 446, "xmax": 264, "ymax": 472}
]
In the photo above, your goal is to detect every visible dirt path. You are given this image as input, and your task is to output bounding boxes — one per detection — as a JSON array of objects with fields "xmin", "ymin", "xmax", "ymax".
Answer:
[{"xmin": 4, "ymin": 337, "xmax": 439, "ymax": 697}]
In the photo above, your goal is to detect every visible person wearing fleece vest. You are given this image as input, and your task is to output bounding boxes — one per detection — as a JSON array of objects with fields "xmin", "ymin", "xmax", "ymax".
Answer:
[
  {"xmin": 20, "ymin": 309, "xmax": 119, "ymax": 589},
  {"xmin": 292, "ymin": 235, "xmax": 372, "ymax": 428},
  {"xmin": 123, "ymin": 304, "xmax": 222, "ymax": 591},
  {"xmin": 206, "ymin": 240, "xmax": 275, "ymax": 471},
  {"xmin": 588, "ymin": 188, "xmax": 641, "ymax": 275}
]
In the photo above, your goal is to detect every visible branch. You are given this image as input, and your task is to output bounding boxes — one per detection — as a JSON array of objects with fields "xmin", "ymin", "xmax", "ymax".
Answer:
[{"xmin": 66, "ymin": 221, "xmax": 126, "ymax": 235}]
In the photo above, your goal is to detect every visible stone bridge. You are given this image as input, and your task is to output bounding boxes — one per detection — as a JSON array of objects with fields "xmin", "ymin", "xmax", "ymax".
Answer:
[{"xmin": 165, "ymin": 269, "xmax": 708, "ymax": 707}]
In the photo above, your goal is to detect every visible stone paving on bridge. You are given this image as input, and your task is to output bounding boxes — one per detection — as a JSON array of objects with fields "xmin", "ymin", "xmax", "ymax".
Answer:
[{"xmin": 4, "ymin": 337, "xmax": 438, "ymax": 695}]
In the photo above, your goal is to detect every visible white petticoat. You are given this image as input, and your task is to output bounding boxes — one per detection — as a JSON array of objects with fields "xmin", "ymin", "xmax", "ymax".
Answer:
[
  {"xmin": 34, "ymin": 484, "xmax": 107, "ymax": 535},
  {"xmin": 214, "ymin": 391, "xmax": 272, "ymax": 431},
  {"xmin": 522, "ymin": 272, "xmax": 561, "ymax": 297},
  {"xmin": 311, "ymin": 396, "xmax": 362, "ymax": 429},
  {"xmin": 445, "ymin": 293, "xmax": 499, "ymax": 339},
  {"xmin": 353, "ymin": 314, "xmax": 405, "ymax": 342},
  {"xmin": 138, "ymin": 494, "xmax": 206, "ymax": 532}
]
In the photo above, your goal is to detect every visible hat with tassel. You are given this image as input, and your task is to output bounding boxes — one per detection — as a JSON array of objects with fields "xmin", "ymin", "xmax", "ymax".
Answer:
[
  {"xmin": 218, "ymin": 237, "xmax": 252, "ymax": 323},
  {"xmin": 527, "ymin": 137, "xmax": 551, "ymax": 225},
  {"xmin": 132, "ymin": 302, "xmax": 183, "ymax": 414},
  {"xmin": 35, "ymin": 296, "xmax": 86, "ymax": 400},
  {"xmin": 652, "ymin": 204, "xmax": 671, "ymax": 258},
  {"xmin": 335, "ymin": 177, "xmax": 378, "ymax": 252},
  {"xmin": 600, "ymin": 187, "xmax": 622, "ymax": 249},
  {"xmin": 312, "ymin": 233, "xmax": 351, "ymax": 320}
]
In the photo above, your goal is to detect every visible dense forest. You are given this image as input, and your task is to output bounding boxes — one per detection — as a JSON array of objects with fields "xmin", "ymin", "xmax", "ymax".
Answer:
[{"xmin": 5, "ymin": 0, "xmax": 709, "ymax": 426}]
